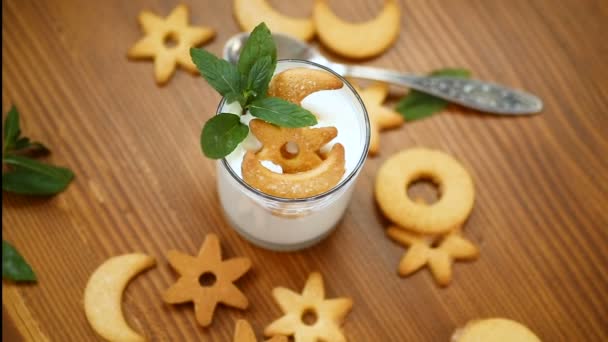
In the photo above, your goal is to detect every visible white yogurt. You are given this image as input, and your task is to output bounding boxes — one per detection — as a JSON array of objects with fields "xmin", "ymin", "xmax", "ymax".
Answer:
[{"xmin": 216, "ymin": 61, "xmax": 369, "ymax": 251}]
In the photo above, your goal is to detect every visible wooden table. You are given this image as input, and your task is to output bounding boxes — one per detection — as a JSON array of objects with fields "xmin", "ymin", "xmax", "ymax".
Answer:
[{"xmin": 3, "ymin": 0, "xmax": 607, "ymax": 340}]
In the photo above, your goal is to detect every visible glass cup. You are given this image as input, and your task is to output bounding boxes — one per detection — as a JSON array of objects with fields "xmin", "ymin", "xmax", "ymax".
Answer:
[{"xmin": 216, "ymin": 60, "xmax": 370, "ymax": 251}]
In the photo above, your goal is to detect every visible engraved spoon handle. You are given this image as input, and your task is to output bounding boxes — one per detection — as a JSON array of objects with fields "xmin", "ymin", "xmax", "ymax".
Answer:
[{"xmin": 341, "ymin": 65, "xmax": 543, "ymax": 115}]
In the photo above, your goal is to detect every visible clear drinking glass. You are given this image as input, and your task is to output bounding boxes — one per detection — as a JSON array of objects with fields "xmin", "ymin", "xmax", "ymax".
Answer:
[{"xmin": 216, "ymin": 60, "xmax": 370, "ymax": 251}]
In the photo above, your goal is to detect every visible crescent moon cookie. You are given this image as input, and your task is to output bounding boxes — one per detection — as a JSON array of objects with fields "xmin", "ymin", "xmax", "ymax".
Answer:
[
  {"xmin": 127, "ymin": 4, "xmax": 215, "ymax": 85},
  {"xmin": 162, "ymin": 234, "xmax": 251, "ymax": 327},
  {"xmin": 313, "ymin": 0, "xmax": 401, "ymax": 59},
  {"xmin": 452, "ymin": 318, "xmax": 541, "ymax": 342},
  {"xmin": 387, "ymin": 227, "xmax": 479, "ymax": 286},
  {"xmin": 375, "ymin": 148, "xmax": 475, "ymax": 234},
  {"xmin": 351, "ymin": 81, "xmax": 404, "ymax": 155},
  {"xmin": 84, "ymin": 253, "xmax": 156, "ymax": 342},
  {"xmin": 268, "ymin": 68, "xmax": 344, "ymax": 105},
  {"xmin": 265, "ymin": 272, "xmax": 353, "ymax": 342},
  {"xmin": 234, "ymin": 320, "xmax": 288, "ymax": 342},
  {"xmin": 234, "ymin": 0, "xmax": 315, "ymax": 41}
]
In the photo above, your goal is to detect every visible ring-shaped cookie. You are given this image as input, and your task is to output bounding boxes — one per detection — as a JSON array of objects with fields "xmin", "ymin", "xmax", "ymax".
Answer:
[{"xmin": 375, "ymin": 148, "xmax": 474, "ymax": 234}]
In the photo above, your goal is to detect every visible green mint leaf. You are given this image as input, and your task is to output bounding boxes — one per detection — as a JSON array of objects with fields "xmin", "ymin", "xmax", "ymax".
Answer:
[
  {"xmin": 201, "ymin": 113, "xmax": 249, "ymax": 159},
  {"xmin": 237, "ymin": 23, "xmax": 277, "ymax": 79},
  {"xmin": 2, "ymin": 240, "xmax": 36, "ymax": 282},
  {"xmin": 396, "ymin": 92, "xmax": 450, "ymax": 121},
  {"xmin": 396, "ymin": 68, "xmax": 471, "ymax": 121},
  {"xmin": 190, "ymin": 48, "xmax": 244, "ymax": 105},
  {"xmin": 2, "ymin": 155, "xmax": 74, "ymax": 195},
  {"xmin": 14, "ymin": 136, "xmax": 30, "ymax": 149},
  {"xmin": 3, "ymin": 105, "xmax": 21, "ymax": 153},
  {"xmin": 14, "ymin": 137, "xmax": 50, "ymax": 156},
  {"xmin": 249, "ymin": 97, "xmax": 318, "ymax": 128},
  {"xmin": 246, "ymin": 56, "xmax": 273, "ymax": 100}
]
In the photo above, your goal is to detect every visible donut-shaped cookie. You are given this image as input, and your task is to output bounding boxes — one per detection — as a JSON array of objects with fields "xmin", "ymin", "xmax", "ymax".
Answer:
[{"xmin": 375, "ymin": 148, "xmax": 474, "ymax": 234}]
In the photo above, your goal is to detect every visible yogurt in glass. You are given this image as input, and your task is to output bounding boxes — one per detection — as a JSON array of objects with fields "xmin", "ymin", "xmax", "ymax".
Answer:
[{"xmin": 216, "ymin": 60, "xmax": 370, "ymax": 251}]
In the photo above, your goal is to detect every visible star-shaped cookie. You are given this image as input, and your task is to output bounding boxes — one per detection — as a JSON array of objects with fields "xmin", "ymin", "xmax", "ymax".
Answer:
[
  {"xmin": 162, "ymin": 234, "xmax": 251, "ymax": 326},
  {"xmin": 265, "ymin": 272, "xmax": 352, "ymax": 342},
  {"xmin": 250, "ymin": 119, "xmax": 338, "ymax": 173},
  {"xmin": 127, "ymin": 4, "xmax": 215, "ymax": 85},
  {"xmin": 387, "ymin": 226, "xmax": 479, "ymax": 286},
  {"xmin": 352, "ymin": 81, "xmax": 404, "ymax": 155},
  {"xmin": 234, "ymin": 320, "xmax": 287, "ymax": 342}
]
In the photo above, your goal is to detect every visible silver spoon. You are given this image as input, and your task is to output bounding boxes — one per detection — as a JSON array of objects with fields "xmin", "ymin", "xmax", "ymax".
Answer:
[{"xmin": 223, "ymin": 33, "xmax": 543, "ymax": 115}]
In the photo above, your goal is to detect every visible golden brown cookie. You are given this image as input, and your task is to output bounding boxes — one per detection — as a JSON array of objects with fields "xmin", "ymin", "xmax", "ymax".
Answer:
[
  {"xmin": 375, "ymin": 148, "xmax": 475, "ymax": 234},
  {"xmin": 268, "ymin": 68, "xmax": 343, "ymax": 105},
  {"xmin": 234, "ymin": 0, "xmax": 315, "ymax": 41},
  {"xmin": 84, "ymin": 254, "xmax": 156, "ymax": 342},
  {"xmin": 351, "ymin": 81, "xmax": 404, "ymax": 155},
  {"xmin": 313, "ymin": 0, "xmax": 400, "ymax": 59},
  {"xmin": 242, "ymin": 143, "xmax": 345, "ymax": 199},
  {"xmin": 452, "ymin": 318, "xmax": 541, "ymax": 342},
  {"xmin": 234, "ymin": 320, "xmax": 287, "ymax": 342},
  {"xmin": 265, "ymin": 272, "xmax": 352, "ymax": 342},
  {"xmin": 162, "ymin": 234, "xmax": 251, "ymax": 327},
  {"xmin": 387, "ymin": 227, "xmax": 478, "ymax": 286},
  {"xmin": 128, "ymin": 4, "xmax": 215, "ymax": 85},
  {"xmin": 249, "ymin": 119, "xmax": 337, "ymax": 173}
]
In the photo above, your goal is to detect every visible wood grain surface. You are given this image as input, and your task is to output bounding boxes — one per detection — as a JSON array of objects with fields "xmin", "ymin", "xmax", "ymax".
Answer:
[{"xmin": 2, "ymin": 0, "xmax": 607, "ymax": 341}]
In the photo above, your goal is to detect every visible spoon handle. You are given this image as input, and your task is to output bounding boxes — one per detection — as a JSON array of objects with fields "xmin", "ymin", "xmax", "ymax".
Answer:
[{"xmin": 342, "ymin": 65, "xmax": 543, "ymax": 115}]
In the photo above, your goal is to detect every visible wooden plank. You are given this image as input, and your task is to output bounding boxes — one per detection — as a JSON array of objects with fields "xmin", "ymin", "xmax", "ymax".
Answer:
[{"xmin": 2, "ymin": 0, "xmax": 607, "ymax": 340}]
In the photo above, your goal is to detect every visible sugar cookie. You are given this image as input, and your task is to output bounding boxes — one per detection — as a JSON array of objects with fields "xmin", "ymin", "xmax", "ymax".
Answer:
[
  {"xmin": 313, "ymin": 0, "xmax": 400, "ymax": 59},
  {"xmin": 234, "ymin": 320, "xmax": 287, "ymax": 342},
  {"xmin": 351, "ymin": 81, "xmax": 404, "ymax": 155},
  {"xmin": 128, "ymin": 4, "xmax": 215, "ymax": 85},
  {"xmin": 452, "ymin": 318, "xmax": 541, "ymax": 342},
  {"xmin": 162, "ymin": 234, "xmax": 251, "ymax": 327},
  {"xmin": 268, "ymin": 68, "xmax": 343, "ymax": 105},
  {"xmin": 387, "ymin": 227, "xmax": 478, "ymax": 286},
  {"xmin": 84, "ymin": 254, "xmax": 156, "ymax": 342},
  {"xmin": 375, "ymin": 148, "xmax": 475, "ymax": 234},
  {"xmin": 265, "ymin": 272, "xmax": 352, "ymax": 342},
  {"xmin": 250, "ymin": 119, "xmax": 337, "ymax": 173},
  {"xmin": 234, "ymin": 0, "xmax": 315, "ymax": 41},
  {"xmin": 242, "ymin": 143, "xmax": 345, "ymax": 199}
]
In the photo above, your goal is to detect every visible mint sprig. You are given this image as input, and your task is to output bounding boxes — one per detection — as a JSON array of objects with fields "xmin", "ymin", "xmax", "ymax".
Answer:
[
  {"xmin": 2, "ymin": 240, "xmax": 36, "ymax": 282},
  {"xmin": 2, "ymin": 105, "xmax": 75, "ymax": 284},
  {"xmin": 191, "ymin": 22, "xmax": 317, "ymax": 159},
  {"xmin": 2, "ymin": 106, "xmax": 74, "ymax": 195},
  {"xmin": 396, "ymin": 68, "xmax": 471, "ymax": 121}
]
